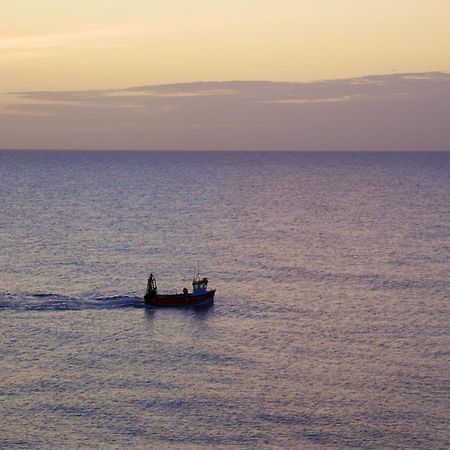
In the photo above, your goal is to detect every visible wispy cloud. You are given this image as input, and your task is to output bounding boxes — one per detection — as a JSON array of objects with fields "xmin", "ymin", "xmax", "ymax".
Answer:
[
  {"xmin": 263, "ymin": 95, "xmax": 367, "ymax": 104},
  {"xmin": 10, "ymin": 73, "xmax": 447, "ymax": 109},
  {"xmin": 0, "ymin": 25, "xmax": 160, "ymax": 59},
  {"xmin": 108, "ymin": 88, "xmax": 238, "ymax": 99}
]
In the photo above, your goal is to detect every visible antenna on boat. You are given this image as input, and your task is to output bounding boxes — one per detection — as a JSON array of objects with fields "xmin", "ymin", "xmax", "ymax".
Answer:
[{"xmin": 193, "ymin": 261, "xmax": 201, "ymax": 281}]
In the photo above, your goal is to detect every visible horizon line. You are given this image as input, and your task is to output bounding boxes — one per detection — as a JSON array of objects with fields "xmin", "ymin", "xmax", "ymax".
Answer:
[{"xmin": 1, "ymin": 148, "xmax": 449, "ymax": 153}]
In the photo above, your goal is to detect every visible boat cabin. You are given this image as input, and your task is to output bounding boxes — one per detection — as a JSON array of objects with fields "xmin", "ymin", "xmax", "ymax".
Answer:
[{"xmin": 192, "ymin": 277, "xmax": 209, "ymax": 295}]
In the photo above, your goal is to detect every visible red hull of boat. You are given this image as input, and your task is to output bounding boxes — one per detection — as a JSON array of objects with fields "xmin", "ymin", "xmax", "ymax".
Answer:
[{"xmin": 144, "ymin": 290, "xmax": 215, "ymax": 307}]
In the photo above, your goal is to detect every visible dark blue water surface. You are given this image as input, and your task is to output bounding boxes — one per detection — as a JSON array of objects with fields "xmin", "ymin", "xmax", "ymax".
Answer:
[{"xmin": 0, "ymin": 151, "xmax": 449, "ymax": 449}]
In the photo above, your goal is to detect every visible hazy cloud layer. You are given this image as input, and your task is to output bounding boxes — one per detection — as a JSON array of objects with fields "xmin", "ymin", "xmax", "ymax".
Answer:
[{"xmin": 1, "ymin": 72, "xmax": 449, "ymax": 150}]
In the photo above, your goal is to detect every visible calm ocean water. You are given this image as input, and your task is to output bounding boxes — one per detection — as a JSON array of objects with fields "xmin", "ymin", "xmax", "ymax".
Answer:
[{"xmin": 0, "ymin": 150, "xmax": 449, "ymax": 449}]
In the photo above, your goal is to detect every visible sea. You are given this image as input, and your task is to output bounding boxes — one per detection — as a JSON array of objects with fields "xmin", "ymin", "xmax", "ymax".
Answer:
[{"xmin": 0, "ymin": 150, "xmax": 449, "ymax": 449}]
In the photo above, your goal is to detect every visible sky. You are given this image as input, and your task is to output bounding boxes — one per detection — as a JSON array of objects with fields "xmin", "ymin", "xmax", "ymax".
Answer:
[{"xmin": 1, "ymin": 0, "xmax": 450, "ymax": 150}]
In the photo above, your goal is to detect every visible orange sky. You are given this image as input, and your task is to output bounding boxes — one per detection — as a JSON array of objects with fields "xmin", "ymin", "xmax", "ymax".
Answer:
[
  {"xmin": 1, "ymin": 1, "xmax": 449, "ymax": 149},
  {"xmin": 1, "ymin": 0, "xmax": 449, "ymax": 91}
]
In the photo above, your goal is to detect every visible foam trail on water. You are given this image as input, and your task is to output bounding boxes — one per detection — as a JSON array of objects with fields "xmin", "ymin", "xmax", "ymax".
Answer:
[{"xmin": 0, "ymin": 292, "xmax": 144, "ymax": 311}]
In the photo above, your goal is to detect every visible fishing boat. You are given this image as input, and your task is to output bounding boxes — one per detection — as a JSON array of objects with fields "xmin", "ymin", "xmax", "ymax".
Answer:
[{"xmin": 144, "ymin": 271, "xmax": 215, "ymax": 307}]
